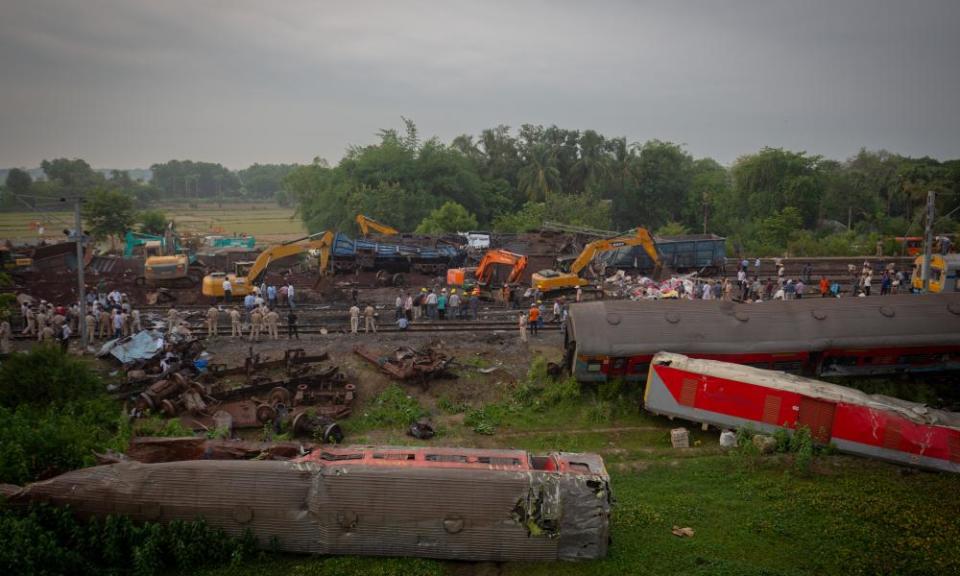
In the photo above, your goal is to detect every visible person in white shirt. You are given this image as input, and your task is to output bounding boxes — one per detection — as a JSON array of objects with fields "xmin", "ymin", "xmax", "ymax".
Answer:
[{"xmin": 222, "ymin": 278, "xmax": 233, "ymax": 302}]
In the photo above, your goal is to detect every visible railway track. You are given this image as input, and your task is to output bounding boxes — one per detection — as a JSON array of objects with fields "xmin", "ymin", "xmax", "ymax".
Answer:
[{"xmin": 12, "ymin": 320, "xmax": 558, "ymax": 342}]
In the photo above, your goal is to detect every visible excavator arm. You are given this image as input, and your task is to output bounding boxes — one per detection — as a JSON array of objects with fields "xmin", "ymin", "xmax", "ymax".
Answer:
[
  {"xmin": 355, "ymin": 214, "xmax": 399, "ymax": 236},
  {"xmin": 569, "ymin": 228, "xmax": 661, "ymax": 276},
  {"xmin": 245, "ymin": 231, "xmax": 334, "ymax": 285}
]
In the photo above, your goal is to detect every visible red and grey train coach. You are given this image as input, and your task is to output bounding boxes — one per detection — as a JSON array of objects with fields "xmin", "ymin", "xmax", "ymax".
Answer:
[
  {"xmin": 3, "ymin": 446, "xmax": 612, "ymax": 562},
  {"xmin": 644, "ymin": 353, "xmax": 960, "ymax": 473},
  {"xmin": 564, "ymin": 294, "xmax": 960, "ymax": 382}
]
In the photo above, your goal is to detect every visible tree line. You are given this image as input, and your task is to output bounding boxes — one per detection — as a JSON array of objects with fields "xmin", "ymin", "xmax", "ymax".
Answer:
[
  {"xmin": 287, "ymin": 120, "xmax": 960, "ymax": 255},
  {"xmin": 3, "ymin": 120, "xmax": 959, "ymax": 254}
]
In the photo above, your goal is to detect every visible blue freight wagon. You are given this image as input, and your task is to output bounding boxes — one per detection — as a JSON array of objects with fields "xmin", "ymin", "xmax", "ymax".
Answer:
[
  {"xmin": 330, "ymin": 233, "xmax": 465, "ymax": 275},
  {"xmin": 598, "ymin": 234, "xmax": 726, "ymax": 274}
]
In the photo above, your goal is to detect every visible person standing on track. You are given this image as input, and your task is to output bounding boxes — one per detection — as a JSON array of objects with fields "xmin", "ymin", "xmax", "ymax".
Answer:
[
  {"xmin": 222, "ymin": 278, "xmax": 232, "ymax": 303},
  {"xmin": 206, "ymin": 306, "xmax": 219, "ymax": 338},
  {"xmin": 518, "ymin": 312, "xmax": 528, "ymax": 343},
  {"xmin": 166, "ymin": 306, "xmax": 178, "ymax": 334},
  {"xmin": 287, "ymin": 309, "xmax": 299, "ymax": 340},
  {"xmin": 364, "ymin": 303, "xmax": 377, "ymax": 333},
  {"xmin": 349, "ymin": 304, "xmax": 360, "ymax": 334},
  {"xmin": 266, "ymin": 308, "xmax": 280, "ymax": 340},
  {"xmin": 230, "ymin": 307, "xmax": 242, "ymax": 337},
  {"xmin": 85, "ymin": 311, "xmax": 96, "ymax": 343},
  {"xmin": 528, "ymin": 303, "xmax": 540, "ymax": 337}
]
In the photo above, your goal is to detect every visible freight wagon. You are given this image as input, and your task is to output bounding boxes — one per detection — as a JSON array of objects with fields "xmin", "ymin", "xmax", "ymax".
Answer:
[
  {"xmin": 598, "ymin": 233, "xmax": 726, "ymax": 274},
  {"xmin": 330, "ymin": 233, "xmax": 465, "ymax": 275},
  {"xmin": 564, "ymin": 294, "xmax": 960, "ymax": 382},
  {"xmin": 3, "ymin": 446, "xmax": 612, "ymax": 562},
  {"xmin": 644, "ymin": 352, "xmax": 960, "ymax": 473}
]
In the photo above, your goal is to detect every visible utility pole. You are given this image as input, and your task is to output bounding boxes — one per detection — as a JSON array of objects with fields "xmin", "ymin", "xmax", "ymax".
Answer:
[
  {"xmin": 921, "ymin": 190, "xmax": 935, "ymax": 292},
  {"xmin": 702, "ymin": 189, "xmax": 709, "ymax": 235},
  {"xmin": 69, "ymin": 197, "xmax": 88, "ymax": 350}
]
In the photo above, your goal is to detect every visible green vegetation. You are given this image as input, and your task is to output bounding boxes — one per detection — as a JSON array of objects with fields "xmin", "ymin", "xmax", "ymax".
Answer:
[
  {"xmin": 82, "ymin": 188, "xmax": 137, "ymax": 241},
  {"xmin": 137, "ymin": 209, "xmax": 168, "ymax": 235},
  {"xmin": 0, "ymin": 504, "xmax": 260, "ymax": 576},
  {"xmin": 415, "ymin": 201, "xmax": 478, "ymax": 234},
  {"xmin": 0, "ymin": 346, "xmax": 128, "ymax": 485},
  {"xmin": 353, "ymin": 384, "xmax": 426, "ymax": 432}
]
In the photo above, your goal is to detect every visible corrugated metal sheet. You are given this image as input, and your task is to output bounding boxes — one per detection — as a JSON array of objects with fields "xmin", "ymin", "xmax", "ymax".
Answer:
[{"xmin": 568, "ymin": 293, "xmax": 960, "ymax": 357}]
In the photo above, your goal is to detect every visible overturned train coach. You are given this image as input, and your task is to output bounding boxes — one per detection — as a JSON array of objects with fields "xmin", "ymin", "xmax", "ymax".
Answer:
[
  {"xmin": 565, "ymin": 294, "xmax": 960, "ymax": 382},
  {"xmin": 645, "ymin": 353, "xmax": 960, "ymax": 473},
  {"xmin": 0, "ymin": 446, "xmax": 611, "ymax": 562}
]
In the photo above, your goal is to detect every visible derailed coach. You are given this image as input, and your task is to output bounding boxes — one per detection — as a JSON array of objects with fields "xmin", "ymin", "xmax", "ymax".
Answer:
[
  {"xmin": 1, "ymin": 446, "xmax": 612, "ymax": 562},
  {"xmin": 564, "ymin": 294, "xmax": 960, "ymax": 382}
]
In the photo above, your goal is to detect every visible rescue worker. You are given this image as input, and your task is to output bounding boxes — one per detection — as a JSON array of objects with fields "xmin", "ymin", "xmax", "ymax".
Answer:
[
  {"xmin": 206, "ymin": 306, "xmax": 219, "ymax": 338},
  {"xmin": 0, "ymin": 317, "xmax": 11, "ymax": 354},
  {"xmin": 266, "ymin": 307, "xmax": 280, "ymax": 340},
  {"xmin": 349, "ymin": 303, "xmax": 360, "ymax": 334},
  {"xmin": 403, "ymin": 291, "xmax": 414, "ymax": 321},
  {"xmin": 287, "ymin": 309, "xmax": 299, "ymax": 340},
  {"xmin": 113, "ymin": 310, "xmax": 124, "ymax": 340},
  {"xmin": 22, "ymin": 305, "xmax": 36, "ymax": 337},
  {"xmin": 249, "ymin": 307, "xmax": 262, "ymax": 341},
  {"xmin": 518, "ymin": 312, "xmax": 528, "ymax": 343},
  {"xmin": 35, "ymin": 309, "xmax": 48, "ymax": 341},
  {"xmin": 167, "ymin": 306, "xmax": 179, "ymax": 333},
  {"xmin": 222, "ymin": 277, "xmax": 232, "ymax": 303},
  {"xmin": 448, "ymin": 289, "xmax": 460, "ymax": 321},
  {"xmin": 364, "ymin": 303, "xmax": 376, "ymax": 334},
  {"xmin": 40, "ymin": 324, "xmax": 55, "ymax": 342},
  {"xmin": 230, "ymin": 308, "xmax": 242, "ymax": 337},
  {"xmin": 85, "ymin": 312, "xmax": 97, "ymax": 343},
  {"xmin": 469, "ymin": 287, "xmax": 480, "ymax": 319},
  {"xmin": 59, "ymin": 323, "xmax": 72, "ymax": 353},
  {"xmin": 528, "ymin": 303, "xmax": 540, "ymax": 337},
  {"xmin": 130, "ymin": 309, "xmax": 142, "ymax": 333}
]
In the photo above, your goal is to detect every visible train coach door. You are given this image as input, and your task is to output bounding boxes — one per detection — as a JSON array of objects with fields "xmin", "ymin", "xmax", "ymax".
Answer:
[{"xmin": 797, "ymin": 397, "xmax": 836, "ymax": 444}]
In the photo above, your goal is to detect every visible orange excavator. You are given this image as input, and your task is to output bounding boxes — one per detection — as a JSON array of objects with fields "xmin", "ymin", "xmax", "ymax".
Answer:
[{"xmin": 447, "ymin": 249, "xmax": 528, "ymax": 298}]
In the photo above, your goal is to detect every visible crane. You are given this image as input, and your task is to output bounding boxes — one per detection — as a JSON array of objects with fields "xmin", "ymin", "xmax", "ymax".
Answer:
[
  {"xmin": 201, "ymin": 231, "xmax": 334, "ymax": 298},
  {"xmin": 531, "ymin": 227, "xmax": 662, "ymax": 293},
  {"xmin": 355, "ymin": 214, "xmax": 399, "ymax": 237},
  {"xmin": 446, "ymin": 249, "xmax": 528, "ymax": 296}
]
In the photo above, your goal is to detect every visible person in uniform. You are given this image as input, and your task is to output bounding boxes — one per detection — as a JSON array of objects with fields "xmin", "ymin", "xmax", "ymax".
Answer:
[
  {"xmin": 230, "ymin": 308, "xmax": 242, "ymax": 337},
  {"xmin": 206, "ymin": 306, "xmax": 219, "ymax": 338}
]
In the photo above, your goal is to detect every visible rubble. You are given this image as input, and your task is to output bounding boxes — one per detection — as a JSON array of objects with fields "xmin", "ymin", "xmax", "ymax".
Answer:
[{"xmin": 354, "ymin": 343, "xmax": 456, "ymax": 382}]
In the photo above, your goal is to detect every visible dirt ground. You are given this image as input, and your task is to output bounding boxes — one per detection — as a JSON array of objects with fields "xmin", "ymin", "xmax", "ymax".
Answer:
[{"xmin": 201, "ymin": 329, "xmax": 564, "ymax": 434}]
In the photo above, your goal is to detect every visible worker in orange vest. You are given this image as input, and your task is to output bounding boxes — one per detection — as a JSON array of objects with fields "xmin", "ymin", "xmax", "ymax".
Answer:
[
  {"xmin": 819, "ymin": 276, "xmax": 830, "ymax": 298},
  {"xmin": 528, "ymin": 303, "xmax": 540, "ymax": 337}
]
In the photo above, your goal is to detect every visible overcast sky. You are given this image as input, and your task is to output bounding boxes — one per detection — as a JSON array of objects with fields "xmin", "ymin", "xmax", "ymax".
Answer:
[{"xmin": 1, "ymin": 0, "xmax": 958, "ymax": 170}]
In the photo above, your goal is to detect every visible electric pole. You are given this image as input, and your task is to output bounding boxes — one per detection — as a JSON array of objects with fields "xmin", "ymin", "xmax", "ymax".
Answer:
[
  {"xmin": 921, "ymin": 190, "xmax": 935, "ymax": 292},
  {"xmin": 74, "ymin": 197, "xmax": 88, "ymax": 350}
]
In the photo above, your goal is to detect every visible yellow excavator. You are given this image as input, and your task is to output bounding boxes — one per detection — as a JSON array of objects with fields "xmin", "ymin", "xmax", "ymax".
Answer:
[
  {"xmin": 531, "ymin": 227, "xmax": 662, "ymax": 293},
  {"xmin": 201, "ymin": 231, "xmax": 334, "ymax": 298},
  {"xmin": 355, "ymin": 214, "xmax": 399, "ymax": 237}
]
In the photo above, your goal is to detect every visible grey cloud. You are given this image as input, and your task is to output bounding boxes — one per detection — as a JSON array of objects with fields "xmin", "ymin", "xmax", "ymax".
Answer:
[{"xmin": 0, "ymin": 0, "xmax": 957, "ymax": 169}]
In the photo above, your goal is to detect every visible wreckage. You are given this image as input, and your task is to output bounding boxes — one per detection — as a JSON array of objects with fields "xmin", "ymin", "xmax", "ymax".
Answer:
[
  {"xmin": 646, "ymin": 352, "xmax": 960, "ymax": 473},
  {"xmin": 2, "ymin": 446, "xmax": 612, "ymax": 562},
  {"xmin": 354, "ymin": 344, "xmax": 455, "ymax": 382}
]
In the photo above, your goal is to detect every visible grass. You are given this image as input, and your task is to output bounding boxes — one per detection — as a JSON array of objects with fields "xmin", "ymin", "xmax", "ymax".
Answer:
[
  {"xmin": 0, "ymin": 204, "xmax": 305, "ymax": 242},
  {"xmin": 190, "ymin": 368, "xmax": 960, "ymax": 576}
]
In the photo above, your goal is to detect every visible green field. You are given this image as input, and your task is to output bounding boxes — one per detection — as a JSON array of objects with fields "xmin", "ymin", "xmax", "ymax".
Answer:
[{"xmin": 0, "ymin": 203, "xmax": 305, "ymax": 243}]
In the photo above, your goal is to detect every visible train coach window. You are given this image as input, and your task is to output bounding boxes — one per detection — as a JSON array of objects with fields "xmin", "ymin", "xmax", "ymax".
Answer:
[
  {"xmin": 531, "ymin": 456, "xmax": 558, "ymax": 471},
  {"xmin": 773, "ymin": 361, "xmax": 803, "ymax": 372},
  {"xmin": 426, "ymin": 454, "xmax": 468, "ymax": 463},
  {"xmin": 320, "ymin": 452, "xmax": 363, "ymax": 461},
  {"xmin": 587, "ymin": 363, "xmax": 603, "ymax": 372},
  {"xmin": 612, "ymin": 358, "xmax": 626, "ymax": 370},
  {"xmin": 477, "ymin": 456, "xmax": 521, "ymax": 466},
  {"xmin": 372, "ymin": 453, "xmax": 415, "ymax": 461},
  {"xmin": 632, "ymin": 363, "xmax": 649, "ymax": 374}
]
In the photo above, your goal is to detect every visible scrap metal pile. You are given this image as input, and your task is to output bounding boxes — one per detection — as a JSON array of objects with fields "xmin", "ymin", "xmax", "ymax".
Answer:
[
  {"xmin": 603, "ymin": 270, "xmax": 697, "ymax": 300},
  {"xmin": 99, "ymin": 327, "xmax": 354, "ymax": 440},
  {"xmin": 354, "ymin": 343, "xmax": 455, "ymax": 382}
]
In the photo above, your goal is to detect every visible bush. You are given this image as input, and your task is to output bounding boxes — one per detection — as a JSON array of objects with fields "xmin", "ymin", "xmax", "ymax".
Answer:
[
  {"xmin": 0, "ymin": 397, "xmax": 129, "ymax": 485},
  {"xmin": 134, "ymin": 416, "xmax": 194, "ymax": 438},
  {"xmin": 0, "ymin": 345, "xmax": 104, "ymax": 408},
  {"xmin": 0, "ymin": 504, "xmax": 258, "ymax": 576}
]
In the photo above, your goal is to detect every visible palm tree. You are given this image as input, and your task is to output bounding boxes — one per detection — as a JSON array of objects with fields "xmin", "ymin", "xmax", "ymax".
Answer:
[
  {"xmin": 571, "ymin": 130, "xmax": 610, "ymax": 194},
  {"xmin": 518, "ymin": 143, "xmax": 562, "ymax": 202}
]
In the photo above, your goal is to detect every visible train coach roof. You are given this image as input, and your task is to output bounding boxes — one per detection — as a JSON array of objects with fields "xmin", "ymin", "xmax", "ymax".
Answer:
[
  {"xmin": 652, "ymin": 352, "xmax": 960, "ymax": 429},
  {"xmin": 567, "ymin": 294, "xmax": 960, "ymax": 357}
]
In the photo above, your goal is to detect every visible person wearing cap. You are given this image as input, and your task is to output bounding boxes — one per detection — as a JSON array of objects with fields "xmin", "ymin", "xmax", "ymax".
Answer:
[
  {"xmin": 437, "ymin": 289, "xmax": 447, "ymax": 320},
  {"xmin": 448, "ymin": 288, "xmax": 460, "ymax": 321},
  {"xmin": 426, "ymin": 289, "xmax": 438, "ymax": 320}
]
